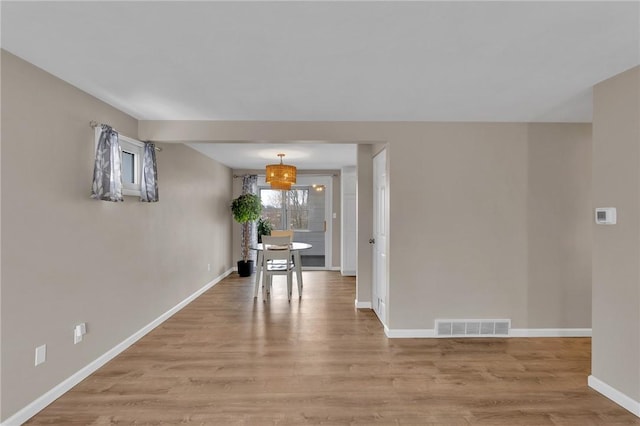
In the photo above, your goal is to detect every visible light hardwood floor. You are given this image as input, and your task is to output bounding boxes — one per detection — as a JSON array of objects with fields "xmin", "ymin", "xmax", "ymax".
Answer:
[{"xmin": 27, "ymin": 271, "xmax": 639, "ymax": 425}]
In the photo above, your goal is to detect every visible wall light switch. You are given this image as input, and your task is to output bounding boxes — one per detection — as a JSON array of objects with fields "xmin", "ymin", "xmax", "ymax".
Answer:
[
  {"xmin": 35, "ymin": 344, "xmax": 46, "ymax": 366},
  {"xmin": 74, "ymin": 328, "xmax": 82, "ymax": 344},
  {"xmin": 74, "ymin": 323, "xmax": 87, "ymax": 344}
]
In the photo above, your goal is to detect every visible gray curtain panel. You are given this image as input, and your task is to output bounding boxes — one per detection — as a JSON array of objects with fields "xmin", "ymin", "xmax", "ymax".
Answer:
[
  {"xmin": 90, "ymin": 125, "xmax": 123, "ymax": 202},
  {"xmin": 242, "ymin": 175, "xmax": 258, "ymax": 263},
  {"xmin": 140, "ymin": 142, "xmax": 159, "ymax": 202},
  {"xmin": 241, "ymin": 174, "xmax": 257, "ymax": 195}
]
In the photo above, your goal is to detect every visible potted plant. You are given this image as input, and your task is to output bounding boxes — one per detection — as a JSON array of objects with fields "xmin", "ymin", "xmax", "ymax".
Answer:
[
  {"xmin": 231, "ymin": 193, "xmax": 262, "ymax": 277},
  {"xmin": 257, "ymin": 217, "xmax": 273, "ymax": 243}
]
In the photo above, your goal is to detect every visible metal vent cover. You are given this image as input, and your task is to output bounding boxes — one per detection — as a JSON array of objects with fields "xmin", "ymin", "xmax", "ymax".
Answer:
[{"xmin": 435, "ymin": 319, "xmax": 511, "ymax": 337}]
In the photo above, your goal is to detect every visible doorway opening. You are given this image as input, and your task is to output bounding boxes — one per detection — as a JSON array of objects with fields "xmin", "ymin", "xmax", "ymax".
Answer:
[{"xmin": 258, "ymin": 175, "xmax": 332, "ymax": 269}]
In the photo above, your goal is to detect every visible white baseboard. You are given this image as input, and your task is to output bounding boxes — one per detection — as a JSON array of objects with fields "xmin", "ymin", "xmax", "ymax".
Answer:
[
  {"xmin": 382, "ymin": 328, "xmax": 592, "ymax": 339},
  {"xmin": 354, "ymin": 300, "xmax": 372, "ymax": 309},
  {"xmin": 509, "ymin": 328, "xmax": 592, "ymax": 337},
  {"xmin": 1, "ymin": 268, "xmax": 234, "ymax": 426},
  {"xmin": 589, "ymin": 375, "xmax": 640, "ymax": 417},
  {"xmin": 341, "ymin": 270, "xmax": 356, "ymax": 276}
]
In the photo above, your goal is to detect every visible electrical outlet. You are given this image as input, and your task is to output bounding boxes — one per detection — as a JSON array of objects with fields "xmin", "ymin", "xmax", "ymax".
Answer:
[
  {"xmin": 35, "ymin": 344, "xmax": 46, "ymax": 366},
  {"xmin": 208, "ymin": 263, "xmax": 211, "ymax": 272}
]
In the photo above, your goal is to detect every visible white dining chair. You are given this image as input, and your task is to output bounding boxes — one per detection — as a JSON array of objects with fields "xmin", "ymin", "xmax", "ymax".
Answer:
[
  {"xmin": 261, "ymin": 236, "xmax": 296, "ymax": 301},
  {"xmin": 269, "ymin": 230, "xmax": 295, "ymax": 267},
  {"xmin": 270, "ymin": 229, "xmax": 294, "ymax": 241}
]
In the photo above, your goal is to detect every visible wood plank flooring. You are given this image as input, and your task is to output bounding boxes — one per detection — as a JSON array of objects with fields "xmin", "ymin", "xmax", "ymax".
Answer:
[{"xmin": 27, "ymin": 271, "xmax": 640, "ymax": 425}]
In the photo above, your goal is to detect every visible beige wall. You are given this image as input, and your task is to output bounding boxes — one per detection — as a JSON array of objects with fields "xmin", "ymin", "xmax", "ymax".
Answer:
[
  {"xmin": 389, "ymin": 124, "xmax": 591, "ymax": 329},
  {"xmin": 527, "ymin": 124, "xmax": 592, "ymax": 327},
  {"xmin": 592, "ymin": 66, "xmax": 640, "ymax": 402},
  {"xmin": 357, "ymin": 144, "xmax": 374, "ymax": 305},
  {"xmin": 388, "ymin": 124, "xmax": 530, "ymax": 327},
  {"xmin": 140, "ymin": 120, "xmax": 592, "ymax": 331},
  {"xmin": 0, "ymin": 51, "xmax": 233, "ymax": 420}
]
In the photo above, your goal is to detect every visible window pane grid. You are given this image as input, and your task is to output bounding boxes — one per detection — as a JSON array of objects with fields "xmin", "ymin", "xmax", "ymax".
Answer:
[{"xmin": 259, "ymin": 188, "xmax": 310, "ymax": 231}]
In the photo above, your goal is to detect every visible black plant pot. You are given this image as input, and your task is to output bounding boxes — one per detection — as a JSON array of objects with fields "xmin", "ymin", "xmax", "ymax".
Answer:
[{"xmin": 237, "ymin": 260, "xmax": 254, "ymax": 277}]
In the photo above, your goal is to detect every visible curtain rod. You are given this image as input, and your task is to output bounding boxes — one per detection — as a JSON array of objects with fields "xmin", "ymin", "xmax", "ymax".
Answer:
[{"xmin": 90, "ymin": 121, "xmax": 162, "ymax": 152}]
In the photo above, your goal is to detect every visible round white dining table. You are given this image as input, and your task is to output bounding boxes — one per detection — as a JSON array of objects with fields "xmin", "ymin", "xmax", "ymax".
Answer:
[{"xmin": 251, "ymin": 242, "xmax": 312, "ymax": 298}]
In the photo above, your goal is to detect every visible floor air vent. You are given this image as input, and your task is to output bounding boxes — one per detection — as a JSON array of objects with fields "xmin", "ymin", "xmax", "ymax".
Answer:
[{"xmin": 436, "ymin": 319, "xmax": 511, "ymax": 337}]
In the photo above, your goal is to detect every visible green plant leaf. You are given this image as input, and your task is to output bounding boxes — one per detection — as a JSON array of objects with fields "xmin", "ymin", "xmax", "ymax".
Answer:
[{"xmin": 231, "ymin": 193, "xmax": 262, "ymax": 223}]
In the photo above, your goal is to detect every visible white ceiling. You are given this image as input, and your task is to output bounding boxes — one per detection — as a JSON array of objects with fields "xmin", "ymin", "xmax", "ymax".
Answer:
[
  {"xmin": 2, "ymin": 1, "xmax": 639, "ymax": 168},
  {"xmin": 187, "ymin": 142, "xmax": 357, "ymax": 169}
]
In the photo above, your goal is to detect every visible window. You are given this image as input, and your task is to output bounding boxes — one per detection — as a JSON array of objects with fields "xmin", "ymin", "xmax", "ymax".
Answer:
[
  {"xmin": 259, "ymin": 188, "xmax": 310, "ymax": 230},
  {"xmin": 119, "ymin": 136, "xmax": 144, "ymax": 196},
  {"xmin": 94, "ymin": 128, "xmax": 144, "ymax": 196}
]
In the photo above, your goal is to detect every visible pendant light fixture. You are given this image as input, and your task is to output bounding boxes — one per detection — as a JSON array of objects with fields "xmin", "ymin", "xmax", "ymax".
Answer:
[
  {"xmin": 269, "ymin": 180, "xmax": 293, "ymax": 190},
  {"xmin": 265, "ymin": 153, "xmax": 297, "ymax": 190}
]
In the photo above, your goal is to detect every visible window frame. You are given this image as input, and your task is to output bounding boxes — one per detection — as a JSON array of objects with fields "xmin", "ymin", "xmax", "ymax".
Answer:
[{"xmin": 94, "ymin": 127, "xmax": 144, "ymax": 197}]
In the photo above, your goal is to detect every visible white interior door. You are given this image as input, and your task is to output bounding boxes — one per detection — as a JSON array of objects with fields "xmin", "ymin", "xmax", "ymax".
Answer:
[{"xmin": 372, "ymin": 150, "xmax": 388, "ymax": 325}]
